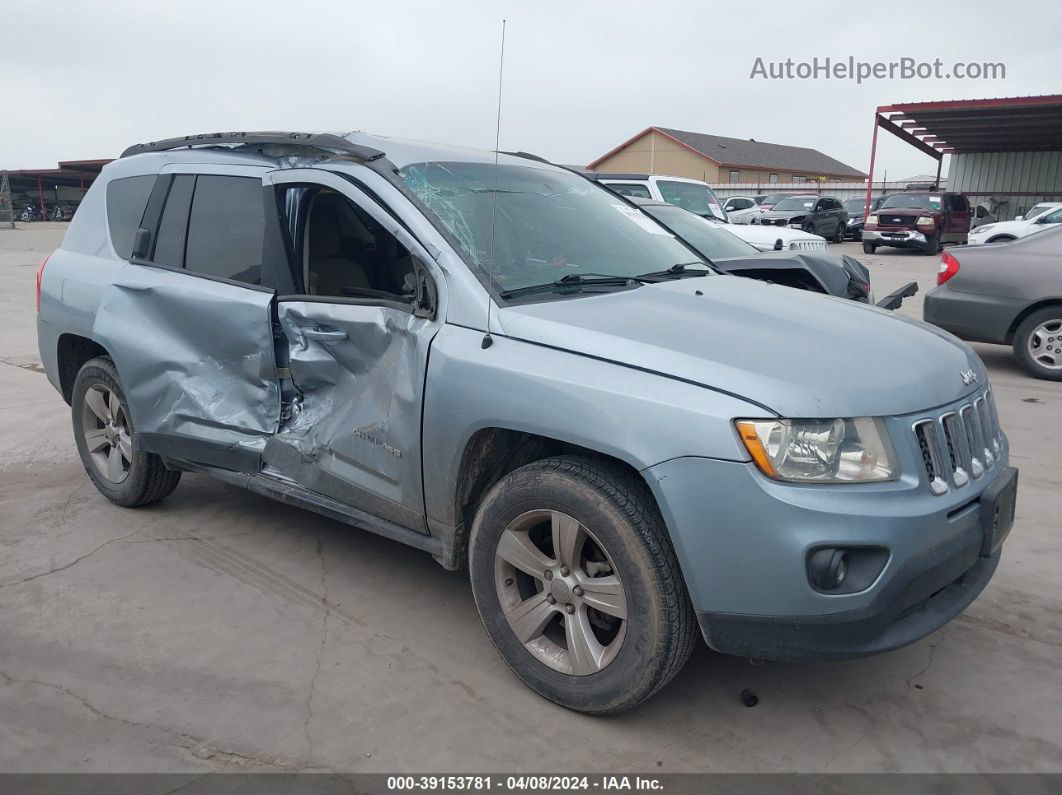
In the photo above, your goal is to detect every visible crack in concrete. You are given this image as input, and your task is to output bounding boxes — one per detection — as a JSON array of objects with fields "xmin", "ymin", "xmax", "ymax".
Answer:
[
  {"xmin": 0, "ymin": 520, "xmax": 158, "ymax": 589},
  {"xmin": 303, "ymin": 534, "xmax": 331, "ymax": 761},
  {"xmin": 905, "ymin": 642, "xmax": 938, "ymax": 689},
  {"xmin": 0, "ymin": 668, "xmax": 308, "ymax": 771}
]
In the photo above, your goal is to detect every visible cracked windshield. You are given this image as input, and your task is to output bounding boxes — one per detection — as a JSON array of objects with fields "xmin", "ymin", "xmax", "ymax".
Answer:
[{"xmin": 400, "ymin": 161, "xmax": 707, "ymax": 297}]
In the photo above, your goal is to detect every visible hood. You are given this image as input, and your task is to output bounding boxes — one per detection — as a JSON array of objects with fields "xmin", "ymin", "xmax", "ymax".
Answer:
[
  {"xmin": 724, "ymin": 222, "xmax": 823, "ymax": 248},
  {"xmin": 498, "ymin": 276, "xmax": 984, "ymax": 418},
  {"xmin": 712, "ymin": 252, "xmax": 870, "ymax": 300}
]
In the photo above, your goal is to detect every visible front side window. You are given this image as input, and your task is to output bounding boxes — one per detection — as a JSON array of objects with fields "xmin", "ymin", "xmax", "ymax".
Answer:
[
  {"xmin": 399, "ymin": 162, "xmax": 703, "ymax": 297},
  {"xmin": 655, "ymin": 180, "xmax": 726, "ymax": 220},
  {"xmin": 184, "ymin": 176, "xmax": 264, "ymax": 284},
  {"xmin": 292, "ymin": 188, "xmax": 415, "ymax": 301},
  {"xmin": 1040, "ymin": 207, "xmax": 1062, "ymax": 224},
  {"xmin": 105, "ymin": 175, "xmax": 155, "ymax": 259}
]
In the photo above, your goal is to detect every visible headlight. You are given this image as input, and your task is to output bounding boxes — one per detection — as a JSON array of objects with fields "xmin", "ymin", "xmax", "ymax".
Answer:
[
  {"xmin": 976, "ymin": 224, "xmax": 996, "ymax": 234},
  {"xmin": 735, "ymin": 418, "xmax": 897, "ymax": 483},
  {"xmin": 916, "ymin": 216, "xmax": 936, "ymax": 226},
  {"xmin": 866, "ymin": 214, "xmax": 879, "ymax": 225}
]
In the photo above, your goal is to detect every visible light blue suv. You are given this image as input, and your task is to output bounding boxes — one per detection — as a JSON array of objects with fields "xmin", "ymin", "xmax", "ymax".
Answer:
[{"xmin": 36, "ymin": 131, "xmax": 1017, "ymax": 714}]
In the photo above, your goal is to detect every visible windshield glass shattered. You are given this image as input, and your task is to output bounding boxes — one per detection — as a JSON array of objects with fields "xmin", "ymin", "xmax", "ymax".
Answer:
[{"xmin": 400, "ymin": 162, "xmax": 704, "ymax": 297}]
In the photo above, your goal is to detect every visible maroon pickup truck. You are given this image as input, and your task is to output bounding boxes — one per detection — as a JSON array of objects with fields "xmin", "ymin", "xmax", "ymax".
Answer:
[{"xmin": 862, "ymin": 192, "xmax": 971, "ymax": 255}]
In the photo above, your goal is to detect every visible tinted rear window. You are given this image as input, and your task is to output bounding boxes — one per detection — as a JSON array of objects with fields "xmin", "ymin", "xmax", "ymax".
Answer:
[
  {"xmin": 184, "ymin": 176, "xmax": 264, "ymax": 283},
  {"xmin": 106, "ymin": 175, "xmax": 155, "ymax": 259}
]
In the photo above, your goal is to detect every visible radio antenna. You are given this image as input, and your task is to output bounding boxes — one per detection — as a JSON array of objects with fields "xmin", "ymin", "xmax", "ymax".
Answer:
[{"xmin": 481, "ymin": 18, "xmax": 506, "ymax": 350}]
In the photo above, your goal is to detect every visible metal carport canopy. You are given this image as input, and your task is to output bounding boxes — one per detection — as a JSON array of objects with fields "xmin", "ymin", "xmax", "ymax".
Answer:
[{"xmin": 865, "ymin": 94, "xmax": 1062, "ymax": 212}]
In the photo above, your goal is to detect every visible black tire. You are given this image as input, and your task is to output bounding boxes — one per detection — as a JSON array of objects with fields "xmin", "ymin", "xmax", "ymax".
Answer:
[
  {"xmin": 468, "ymin": 456, "xmax": 697, "ymax": 714},
  {"xmin": 1012, "ymin": 306, "xmax": 1062, "ymax": 381},
  {"xmin": 832, "ymin": 220, "xmax": 845, "ymax": 243},
  {"xmin": 862, "ymin": 241, "xmax": 877, "ymax": 254},
  {"xmin": 72, "ymin": 357, "xmax": 181, "ymax": 506},
  {"xmin": 987, "ymin": 235, "xmax": 1016, "ymax": 244},
  {"xmin": 923, "ymin": 235, "xmax": 939, "ymax": 256},
  {"xmin": 803, "ymin": 223, "xmax": 816, "ymax": 236}
]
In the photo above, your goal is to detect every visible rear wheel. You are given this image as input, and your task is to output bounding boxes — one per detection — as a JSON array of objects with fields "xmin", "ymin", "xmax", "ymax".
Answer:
[
  {"xmin": 1013, "ymin": 307, "xmax": 1062, "ymax": 381},
  {"xmin": 863, "ymin": 241, "xmax": 877, "ymax": 254},
  {"xmin": 72, "ymin": 357, "xmax": 181, "ymax": 506},
  {"xmin": 468, "ymin": 456, "xmax": 696, "ymax": 714}
]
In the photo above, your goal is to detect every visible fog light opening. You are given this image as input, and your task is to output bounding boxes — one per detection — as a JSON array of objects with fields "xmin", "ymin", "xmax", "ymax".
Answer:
[{"xmin": 810, "ymin": 548, "xmax": 849, "ymax": 591}]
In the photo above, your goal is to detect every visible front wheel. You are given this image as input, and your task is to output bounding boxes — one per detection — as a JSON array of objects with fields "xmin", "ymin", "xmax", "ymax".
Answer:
[
  {"xmin": 863, "ymin": 241, "xmax": 877, "ymax": 254},
  {"xmin": 1013, "ymin": 307, "xmax": 1062, "ymax": 381},
  {"xmin": 923, "ymin": 235, "xmax": 940, "ymax": 256},
  {"xmin": 832, "ymin": 221, "xmax": 845, "ymax": 243},
  {"xmin": 468, "ymin": 456, "xmax": 696, "ymax": 714},
  {"xmin": 72, "ymin": 357, "xmax": 181, "ymax": 506}
]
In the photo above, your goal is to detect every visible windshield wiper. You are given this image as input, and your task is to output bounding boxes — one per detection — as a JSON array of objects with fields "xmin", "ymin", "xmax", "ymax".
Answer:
[
  {"xmin": 499, "ymin": 273, "xmax": 642, "ymax": 300},
  {"xmin": 635, "ymin": 262, "xmax": 712, "ymax": 281}
]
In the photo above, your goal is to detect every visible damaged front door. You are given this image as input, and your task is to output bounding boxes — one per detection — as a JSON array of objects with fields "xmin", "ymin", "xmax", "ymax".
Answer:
[{"xmin": 262, "ymin": 169, "xmax": 442, "ymax": 532}]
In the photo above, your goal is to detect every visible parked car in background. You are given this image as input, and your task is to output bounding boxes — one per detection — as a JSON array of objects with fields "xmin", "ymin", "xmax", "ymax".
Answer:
[
  {"xmin": 596, "ymin": 173, "xmax": 727, "ymax": 220},
  {"xmin": 967, "ymin": 203, "xmax": 1062, "ymax": 245},
  {"xmin": 1014, "ymin": 202, "xmax": 1060, "ymax": 222},
  {"xmin": 757, "ymin": 192, "xmax": 803, "ymax": 211},
  {"xmin": 38, "ymin": 131, "xmax": 1014, "ymax": 714},
  {"xmin": 753, "ymin": 194, "xmax": 767, "ymax": 204},
  {"xmin": 630, "ymin": 199, "xmax": 911, "ymax": 306},
  {"xmin": 862, "ymin": 191, "xmax": 971, "ymax": 255},
  {"xmin": 596, "ymin": 174, "xmax": 829, "ymax": 252},
  {"xmin": 753, "ymin": 195, "xmax": 848, "ymax": 243},
  {"xmin": 722, "ymin": 195, "xmax": 761, "ymax": 224},
  {"xmin": 842, "ymin": 196, "xmax": 885, "ymax": 241},
  {"xmin": 971, "ymin": 203, "xmax": 997, "ymax": 229},
  {"xmin": 925, "ymin": 226, "xmax": 1062, "ymax": 380}
]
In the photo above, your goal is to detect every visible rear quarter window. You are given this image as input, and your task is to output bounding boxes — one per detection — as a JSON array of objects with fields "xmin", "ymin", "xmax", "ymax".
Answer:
[{"xmin": 105, "ymin": 175, "xmax": 156, "ymax": 259}]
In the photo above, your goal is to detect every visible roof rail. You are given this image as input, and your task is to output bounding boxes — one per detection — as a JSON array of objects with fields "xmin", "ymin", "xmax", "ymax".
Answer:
[{"xmin": 120, "ymin": 131, "xmax": 386, "ymax": 162}]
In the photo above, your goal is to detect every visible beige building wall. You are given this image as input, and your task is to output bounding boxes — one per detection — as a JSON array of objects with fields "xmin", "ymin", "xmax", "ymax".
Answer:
[
  {"xmin": 591, "ymin": 130, "xmax": 856, "ymax": 186},
  {"xmin": 591, "ymin": 130, "xmax": 721, "ymax": 182}
]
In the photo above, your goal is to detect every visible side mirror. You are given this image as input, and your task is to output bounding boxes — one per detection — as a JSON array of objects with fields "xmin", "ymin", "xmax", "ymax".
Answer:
[
  {"xmin": 1014, "ymin": 215, "xmax": 1024, "ymax": 222},
  {"xmin": 131, "ymin": 227, "xmax": 152, "ymax": 260},
  {"xmin": 774, "ymin": 238, "xmax": 784, "ymax": 251}
]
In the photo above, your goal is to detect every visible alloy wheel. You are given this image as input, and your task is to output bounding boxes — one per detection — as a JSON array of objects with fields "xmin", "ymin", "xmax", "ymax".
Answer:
[
  {"xmin": 1028, "ymin": 319, "xmax": 1062, "ymax": 370},
  {"xmin": 81, "ymin": 383, "xmax": 132, "ymax": 483},
  {"xmin": 494, "ymin": 509, "xmax": 627, "ymax": 676}
]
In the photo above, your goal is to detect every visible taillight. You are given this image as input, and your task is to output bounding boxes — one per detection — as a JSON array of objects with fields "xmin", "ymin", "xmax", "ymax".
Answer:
[
  {"xmin": 938, "ymin": 252, "xmax": 960, "ymax": 285},
  {"xmin": 36, "ymin": 252, "xmax": 52, "ymax": 313}
]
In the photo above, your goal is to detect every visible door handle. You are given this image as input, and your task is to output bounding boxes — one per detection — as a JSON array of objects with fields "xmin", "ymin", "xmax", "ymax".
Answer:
[{"xmin": 299, "ymin": 327, "xmax": 347, "ymax": 348}]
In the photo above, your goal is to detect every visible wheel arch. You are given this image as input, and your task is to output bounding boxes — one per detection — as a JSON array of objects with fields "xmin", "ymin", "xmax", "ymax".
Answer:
[
  {"xmin": 57, "ymin": 334, "xmax": 111, "ymax": 405},
  {"xmin": 986, "ymin": 235, "xmax": 1017, "ymax": 244},
  {"xmin": 444, "ymin": 427, "xmax": 659, "ymax": 570},
  {"xmin": 1006, "ymin": 298, "xmax": 1062, "ymax": 344}
]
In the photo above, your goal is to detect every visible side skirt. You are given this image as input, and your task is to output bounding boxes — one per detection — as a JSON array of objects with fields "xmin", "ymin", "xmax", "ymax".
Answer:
[{"xmin": 175, "ymin": 461, "xmax": 447, "ymax": 559}]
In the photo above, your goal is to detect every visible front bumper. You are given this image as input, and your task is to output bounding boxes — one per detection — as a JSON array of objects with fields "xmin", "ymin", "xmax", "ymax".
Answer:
[
  {"xmin": 864, "ymin": 229, "xmax": 930, "ymax": 249},
  {"xmin": 644, "ymin": 430, "xmax": 1013, "ymax": 661}
]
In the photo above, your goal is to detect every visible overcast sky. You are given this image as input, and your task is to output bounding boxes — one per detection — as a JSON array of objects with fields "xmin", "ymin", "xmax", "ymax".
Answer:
[{"xmin": 4, "ymin": 0, "xmax": 1059, "ymax": 180}]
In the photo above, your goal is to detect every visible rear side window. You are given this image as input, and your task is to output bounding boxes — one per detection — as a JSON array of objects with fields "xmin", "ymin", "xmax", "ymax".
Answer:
[
  {"xmin": 153, "ymin": 175, "xmax": 195, "ymax": 268},
  {"xmin": 184, "ymin": 176, "xmax": 264, "ymax": 284},
  {"xmin": 106, "ymin": 175, "xmax": 155, "ymax": 259}
]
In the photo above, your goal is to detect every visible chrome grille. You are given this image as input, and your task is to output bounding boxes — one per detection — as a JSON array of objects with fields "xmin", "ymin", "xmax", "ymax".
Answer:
[
  {"xmin": 789, "ymin": 240, "xmax": 828, "ymax": 252},
  {"xmin": 912, "ymin": 389, "xmax": 1003, "ymax": 495}
]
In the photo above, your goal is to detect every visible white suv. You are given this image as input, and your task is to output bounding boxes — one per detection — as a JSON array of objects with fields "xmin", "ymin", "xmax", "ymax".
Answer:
[
  {"xmin": 967, "ymin": 203, "xmax": 1062, "ymax": 245},
  {"xmin": 597, "ymin": 173, "xmax": 828, "ymax": 253}
]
